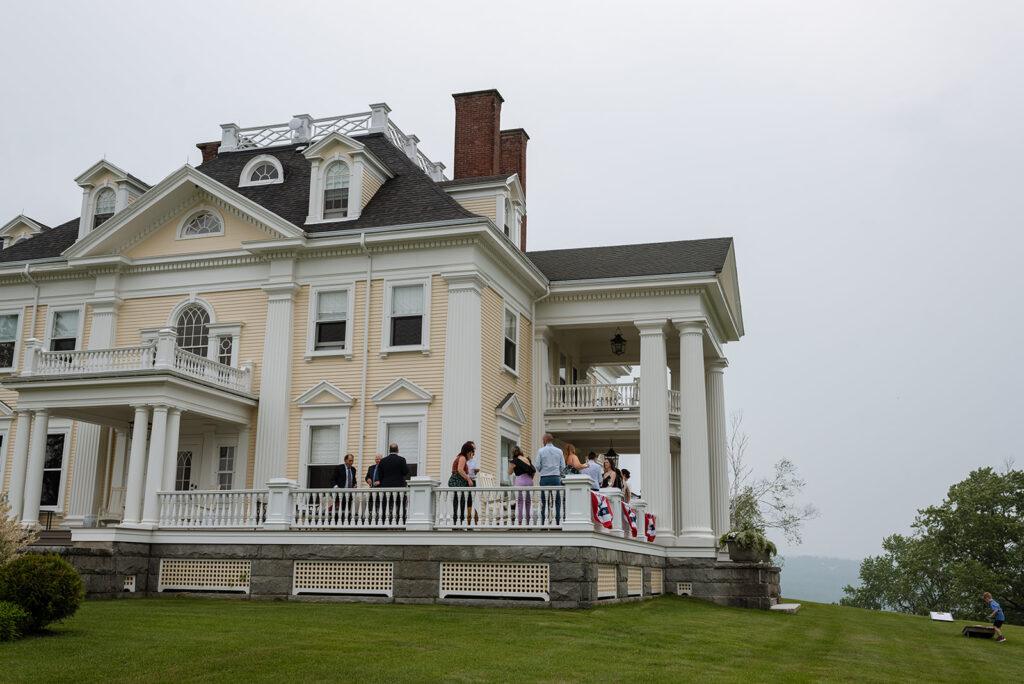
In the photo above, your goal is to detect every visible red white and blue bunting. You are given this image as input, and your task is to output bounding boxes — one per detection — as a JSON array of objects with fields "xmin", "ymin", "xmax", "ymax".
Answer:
[
  {"xmin": 622, "ymin": 502, "xmax": 638, "ymax": 537},
  {"xmin": 591, "ymin": 491, "xmax": 613, "ymax": 529},
  {"xmin": 644, "ymin": 513, "xmax": 656, "ymax": 542}
]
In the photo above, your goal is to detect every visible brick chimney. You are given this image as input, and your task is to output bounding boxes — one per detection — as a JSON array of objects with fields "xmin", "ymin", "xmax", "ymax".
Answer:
[
  {"xmin": 499, "ymin": 128, "xmax": 528, "ymax": 193},
  {"xmin": 196, "ymin": 141, "xmax": 221, "ymax": 164},
  {"xmin": 453, "ymin": 89, "xmax": 503, "ymax": 179}
]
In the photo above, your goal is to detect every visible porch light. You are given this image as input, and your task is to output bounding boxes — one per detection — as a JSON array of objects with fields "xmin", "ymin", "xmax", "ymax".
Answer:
[
  {"xmin": 605, "ymin": 443, "xmax": 619, "ymax": 460},
  {"xmin": 610, "ymin": 328, "xmax": 627, "ymax": 356}
]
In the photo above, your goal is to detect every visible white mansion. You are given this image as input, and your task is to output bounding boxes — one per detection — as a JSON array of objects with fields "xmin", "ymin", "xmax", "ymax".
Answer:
[{"xmin": 0, "ymin": 90, "xmax": 757, "ymax": 606}]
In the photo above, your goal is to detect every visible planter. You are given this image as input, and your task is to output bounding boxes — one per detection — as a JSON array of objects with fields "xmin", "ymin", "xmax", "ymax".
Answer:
[{"xmin": 726, "ymin": 541, "xmax": 760, "ymax": 562}]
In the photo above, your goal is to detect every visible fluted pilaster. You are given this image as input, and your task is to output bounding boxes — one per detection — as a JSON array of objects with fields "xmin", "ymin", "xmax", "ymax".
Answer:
[
  {"xmin": 252, "ymin": 282, "xmax": 298, "ymax": 487},
  {"xmin": 440, "ymin": 272, "xmax": 484, "ymax": 466}
]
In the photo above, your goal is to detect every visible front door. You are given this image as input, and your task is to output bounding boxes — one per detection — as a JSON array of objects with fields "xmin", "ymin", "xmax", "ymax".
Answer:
[{"xmin": 175, "ymin": 440, "xmax": 202, "ymax": 491}]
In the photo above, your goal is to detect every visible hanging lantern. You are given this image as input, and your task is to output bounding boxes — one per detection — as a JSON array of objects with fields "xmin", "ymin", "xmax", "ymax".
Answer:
[
  {"xmin": 605, "ymin": 441, "xmax": 619, "ymax": 460},
  {"xmin": 610, "ymin": 327, "xmax": 627, "ymax": 356}
]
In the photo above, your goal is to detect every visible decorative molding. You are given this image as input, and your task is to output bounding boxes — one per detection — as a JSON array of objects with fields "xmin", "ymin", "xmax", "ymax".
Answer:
[
  {"xmin": 495, "ymin": 393, "xmax": 527, "ymax": 426},
  {"xmin": 371, "ymin": 377, "xmax": 434, "ymax": 405},
  {"xmin": 295, "ymin": 380, "xmax": 356, "ymax": 408},
  {"xmin": 546, "ymin": 286, "xmax": 705, "ymax": 304}
]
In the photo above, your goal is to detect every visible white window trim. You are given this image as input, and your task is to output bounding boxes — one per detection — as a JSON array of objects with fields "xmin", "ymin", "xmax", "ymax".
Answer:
[
  {"xmin": 306, "ymin": 153, "xmax": 364, "ymax": 224},
  {"xmin": 501, "ymin": 303, "xmax": 519, "ymax": 377},
  {"xmin": 215, "ymin": 443, "xmax": 237, "ymax": 491},
  {"xmin": 0, "ymin": 309, "xmax": 24, "ymax": 373},
  {"xmin": 88, "ymin": 181, "xmax": 119, "ymax": 231},
  {"xmin": 497, "ymin": 423, "xmax": 522, "ymax": 486},
  {"xmin": 207, "ymin": 322, "xmax": 243, "ymax": 366},
  {"xmin": 376, "ymin": 411, "xmax": 427, "ymax": 478},
  {"xmin": 44, "ymin": 305, "xmax": 85, "ymax": 352},
  {"xmin": 381, "ymin": 277, "xmax": 431, "ymax": 357},
  {"xmin": 305, "ymin": 284, "xmax": 355, "ymax": 360},
  {"xmin": 176, "ymin": 205, "xmax": 225, "ymax": 241},
  {"xmin": 298, "ymin": 418, "xmax": 349, "ymax": 488},
  {"xmin": 39, "ymin": 423, "xmax": 71, "ymax": 513},
  {"xmin": 238, "ymin": 154, "xmax": 285, "ymax": 188}
]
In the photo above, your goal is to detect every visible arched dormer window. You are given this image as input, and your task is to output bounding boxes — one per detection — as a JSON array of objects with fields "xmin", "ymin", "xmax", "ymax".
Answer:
[
  {"xmin": 238, "ymin": 154, "xmax": 284, "ymax": 187},
  {"xmin": 323, "ymin": 162, "xmax": 350, "ymax": 219},
  {"xmin": 178, "ymin": 210, "xmax": 223, "ymax": 239},
  {"xmin": 93, "ymin": 188, "xmax": 116, "ymax": 228},
  {"xmin": 175, "ymin": 304, "xmax": 210, "ymax": 356}
]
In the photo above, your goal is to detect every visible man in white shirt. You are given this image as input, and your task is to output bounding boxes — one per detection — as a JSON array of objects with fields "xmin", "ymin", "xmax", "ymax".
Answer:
[
  {"xmin": 535, "ymin": 432, "xmax": 565, "ymax": 523},
  {"xmin": 582, "ymin": 452, "xmax": 602, "ymax": 491}
]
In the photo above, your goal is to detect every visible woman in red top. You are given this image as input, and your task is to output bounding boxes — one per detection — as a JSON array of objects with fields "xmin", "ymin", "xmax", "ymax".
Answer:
[{"xmin": 448, "ymin": 441, "xmax": 475, "ymax": 524}]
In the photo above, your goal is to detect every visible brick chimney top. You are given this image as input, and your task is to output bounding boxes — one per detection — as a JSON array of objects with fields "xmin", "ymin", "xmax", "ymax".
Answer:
[
  {"xmin": 196, "ymin": 141, "xmax": 220, "ymax": 164},
  {"xmin": 452, "ymin": 88, "xmax": 505, "ymax": 102}
]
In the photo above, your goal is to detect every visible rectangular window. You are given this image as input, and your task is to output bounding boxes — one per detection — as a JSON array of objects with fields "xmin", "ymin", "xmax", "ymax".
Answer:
[
  {"xmin": 217, "ymin": 336, "xmax": 233, "ymax": 366},
  {"xmin": 499, "ymin": 437, "xmax": 515, "ymax": 487},
  {"xmin": 315, "ymin": 290, "xmax": 348, "ymax": 350},
  {"xmin": 175, "ymin": 450, "xmax": 194, "ymax": 491},
  {"xmin": 307, "ymin": 425, "xmax": 340, "ymax": 488},
  {"xmin": 503, "ymin": 309, "xmax": 517, "ymax": 371},
  {"xmin": 0, "ymin": 313, "xmax": 18, "ymax": 369},
  {"xmin": 39, "ymin": 434, "xmax": 66, "ymax": 509},
  {"xmin": 390, "ymin": 284, "xmax": 424, "ymax": 347},
  {"xmin": 386, "ymin": 422, "xmax": 419, "ymax": 478},
  {"xmin": 50, "ymin": 310, "xmax": 79, "ymax": 352},
  {"xmin": 217, "ymin": 446, "xmax": 235, "ymax": 490}
]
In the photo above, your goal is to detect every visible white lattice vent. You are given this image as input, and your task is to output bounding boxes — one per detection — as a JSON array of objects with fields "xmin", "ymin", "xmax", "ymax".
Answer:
[
  {"xmin": 650, "ymin": 568, "xmax": 664, "ymax": 594},
  {"xmin": 626, "ymin": 566, "xmax": 643, "ymax": 596},
  {"xmin": 439, "ymin": 563, "xmax": 549, "ymax": 600},
  {"xmin": 677, "ymin": 582, "xmax": 693, "ymax": 596},
  {"xmin": 123, "ymin": 575, "xmax": 136, "ymax": 593},
  {"xmin": 158, "ymin": 559, "xmax": 251, "ymax": 593},
  {"xmin": 293, "ymin": 561, "xmax": 393, "ymax": 597},
  {"xmin": 597, "ymin": 565, "xmax": 617, "ymax": 599}
]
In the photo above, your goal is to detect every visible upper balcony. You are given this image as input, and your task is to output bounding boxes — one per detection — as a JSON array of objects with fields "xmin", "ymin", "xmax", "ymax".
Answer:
[{"xmin": 543, "ymin": 381, "xmax": 680, "ymax": 435}]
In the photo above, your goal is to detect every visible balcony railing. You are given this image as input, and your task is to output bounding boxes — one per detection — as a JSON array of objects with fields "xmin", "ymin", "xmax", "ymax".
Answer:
[
  {"xmin": 668, "ymin": 390, "xmax": 681, "ymax": 415},
  {"xmin": 546, "ymin": 382, "xmax": 640, "ymax": 411},
  {"xmin": 435, "ymin": 486, "xmax": 561, "ymax": 529},
  {"xmin": 292, "ymin": 488, "xmax": 408, "ymax": 529},
  {"xmin": 158, "ymin": 490, "xmax": 267, "ymax": 528},
  {"xmin": 19, "ymin": 329, "xmax": 254, "ymax": 394}
]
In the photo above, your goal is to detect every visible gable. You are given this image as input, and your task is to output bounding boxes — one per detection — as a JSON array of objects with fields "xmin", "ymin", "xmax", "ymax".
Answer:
[
  {"xmin": 495, "ymin": 393, "xmax": 527, "ymax": 425},
  {"xmin": 372, "ymin": 377, "xmax": 434, "ymax": 405},
  {"xmin": 295, "ymin": 381, "xmax": 356, "ymax": 407},
  {"xmin": 124, "ymin": 199, "xmax": 276, "ymax": 259}
]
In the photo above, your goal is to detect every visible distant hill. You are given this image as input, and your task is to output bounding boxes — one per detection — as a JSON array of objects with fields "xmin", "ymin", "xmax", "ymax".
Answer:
[{"xmin": 780, "ymin": 555, "xmax": 862, "ymax": 604}]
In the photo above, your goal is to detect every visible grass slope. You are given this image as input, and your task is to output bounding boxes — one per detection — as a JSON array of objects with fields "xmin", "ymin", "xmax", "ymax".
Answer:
[{"xmin": 1, "ymin": 596, "xmax": 1020, "ymax": 683}]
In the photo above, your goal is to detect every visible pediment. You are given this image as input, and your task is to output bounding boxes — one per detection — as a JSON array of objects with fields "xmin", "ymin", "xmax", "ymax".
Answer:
[
  {"xmin": 303, "ymin": 132, "xmax": 392, "ymax": 180},
  {"xmin": 495, "ymin": 392, "xmax": 527, "ymax": 425},
  {"xmin": 0, "ymin": 399, "xmax": 12, "ymax": 418},
  {"xmin": 0, "ymin": 215, "xmax": 47, "ymax": 241},
  {"xmin": 371, "ymin": 377, "xmax": 434, "ymax": 405},
  {"xmin": 295, "ymin": 381, "xmax": 356, "ymax": 408},
  {"xmin": 64, "ymin": 166, "xmax": 304, "ymax": 260}
]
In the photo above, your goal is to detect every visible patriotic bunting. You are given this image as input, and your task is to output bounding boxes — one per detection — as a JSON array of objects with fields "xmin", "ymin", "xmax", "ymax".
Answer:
[
  {"xmin": 591, "ymin": 491, "xmax": 613, "ymax": 529},
  {"xmin": 622, "ymin": 502, "xmax": 638, "ymax": 537},
  {"xmin": 644, "ymin": 513, "xmax": 656, "ymax": 542}
]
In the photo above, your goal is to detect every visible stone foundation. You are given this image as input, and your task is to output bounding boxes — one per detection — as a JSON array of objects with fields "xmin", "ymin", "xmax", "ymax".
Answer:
[{"xmin": 34, "ymin": 540, "xmax": 780, "ymax": 610}]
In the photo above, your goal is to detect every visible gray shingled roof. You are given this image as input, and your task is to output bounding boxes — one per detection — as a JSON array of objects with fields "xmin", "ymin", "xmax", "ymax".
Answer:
[
  {"xmin": 526, "ymin": 237, "xmax": 733, "ymax": 281},
  {"xmin": 0, "ymin": 218, "xmax": 78, "ymax": 263}
]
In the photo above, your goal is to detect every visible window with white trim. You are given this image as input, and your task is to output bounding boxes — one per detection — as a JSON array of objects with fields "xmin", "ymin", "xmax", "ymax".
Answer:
[
  {"xmin": 175, "ymin": 304, "xmax": 210, "ymax": 356},
  {"xmin": 93, "ymin": 188, "xmax": 116, "ymax": 228},
  {"xmin": 250, "ymin": 163, "xmax": 278, "ymax": 183},
  {"xmin": 0, "ymin": 313, "xmax": 19, "ymax": 370},
  {"xmin": 180, "ymin": 212, "xmax": 223, "ymax": 238},
  {"xmin": 389, "ymin": 284, "xmax": 424, "ymax": 348},
  {"xmin": 217, "ymin": 336, "xmax": 233, "ymax": 365},
  {"xmin": 503, "ymin": 308, "xmax": 518, "ymax": 372},
  {"xmin": 49, "ymin": 310, "xmax": 80, "ymax": 352},
  {"xmin": 239, "ymin": 154, "xmax": 285, "ymax": 187},
  {"xmin": 307, "ymin": 424, "xmax": 341, "ymax": 488},
  {"xmin": 314, "ymin": 289, "xmax": 348, "ymax": 351},
  {"xmin": 39, "ymin": 433, "xmax": 67, "ymax": 510},
  {"xmin": 385, "ymin": 421, "xmax": 419, "ymax": 479},
  {"xmin": 323, "ymin": 162, "xmax": 350, "ymax": 219},
  {"xmin": 175, "ymin": 450, "xmax": 193, "ymax": 491},
  {"xmin": 217, "ymin": 446, "xmax": 235, "ymax": 490}
]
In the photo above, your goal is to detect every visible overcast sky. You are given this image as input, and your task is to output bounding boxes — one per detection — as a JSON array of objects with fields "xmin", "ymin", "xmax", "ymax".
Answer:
[{"xmin": 2, "ymin": 1, "xmax": 1022, "ymax": 559}]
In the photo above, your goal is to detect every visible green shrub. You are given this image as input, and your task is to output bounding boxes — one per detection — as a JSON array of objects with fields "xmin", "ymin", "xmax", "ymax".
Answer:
[
  {"xmin": 720, "ymin": 529, "xmax": 778, "ymax": 556},
  {"xmin": 0, "ymin": 554, "xmax": 84, "ymax": 631},
  {"xmin": 0, "ymin": 600, "xmax": 28, "ymax": 641}
]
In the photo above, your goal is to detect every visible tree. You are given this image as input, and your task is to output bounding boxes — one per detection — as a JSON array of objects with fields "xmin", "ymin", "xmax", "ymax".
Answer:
[
  {"xmin": 841, "ymin": 466, "xmax": 1023, "ymax": 625},
  {"xmin": 0, "ymin": 498, "xmax": 37, "ymax": 567},
  {"xmin": 727, "ymin": 413, "xmax": 818, "ymax": 544}
]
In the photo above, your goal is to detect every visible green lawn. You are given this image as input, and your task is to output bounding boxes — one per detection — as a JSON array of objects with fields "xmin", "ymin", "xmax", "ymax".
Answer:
[{"xmin": 1, "ymin": 596, "xmax": 1020, "ymax": 683}]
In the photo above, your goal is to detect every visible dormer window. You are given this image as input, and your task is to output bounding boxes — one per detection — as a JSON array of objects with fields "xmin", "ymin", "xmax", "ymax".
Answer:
[
  {"xmin": 324, "ymin": 162, "xmax": 350, "ymax": 219},
  {"xmin": 238, "ymin": 154, "xmax": 284, "ymax": 187},
  {"xmin": 251, "ymin": 163, "xmax": 278, "ymax": 182},
  {"xmin": 178, "ymin": 210, "xmax": 223, "ymax": 239},
  {"xmin": 93, "ymin": 188, "xmax": 116, "ymax": 228}
]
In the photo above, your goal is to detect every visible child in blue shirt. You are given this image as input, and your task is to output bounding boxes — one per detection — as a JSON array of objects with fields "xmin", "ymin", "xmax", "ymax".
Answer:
[{"xmin": 983, "ymin": 592, "xmax": 1006, "ymax": 642}]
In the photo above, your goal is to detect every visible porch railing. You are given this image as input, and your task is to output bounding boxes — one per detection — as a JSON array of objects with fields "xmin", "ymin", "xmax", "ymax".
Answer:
[
  {"xmin": 291, "ymin": 488, "xmax": 408, "ymax": 529},
  {"xmin": 172, "ymin": 347, "xmax": 252, "ymax": 393},
  {"xmin": 33, "ymin": 344, "xmax": 155, "ymax": 375},
  {"xmin": 668, "ymin": 389, "xmax": 681, "ymax": 414},
  {"xmin": 435, "ymin": 486, "xmax": 563, "ymax": 529},
  {"xmin": 546, "ymin": 382, "xmax": 640, "ymax": 411},
  {"xmin": 157, "ymin": 490, "xmax": 267, "ymax": 528}
]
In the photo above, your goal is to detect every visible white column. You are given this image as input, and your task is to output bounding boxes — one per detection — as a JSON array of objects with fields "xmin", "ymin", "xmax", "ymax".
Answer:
[
  {"xmin": 531, "ymin": 325, "xmax": 551, "ymax": 455},
  {"xmin": 6, "ymin": 411, "xmax": 33, "ymax": 520},
  {"xmin": 141, "ymin": 405, "xmax": 169, "ymax": 526},
  {"xmin": 675, "ymin": 321, "xmax": 715, "ymax": 547},
  {"xmin": 439, "ymin": 272, "xmax": 484, "ymax": 464},
  {"xmin": 121, "ymin": 406, "xmax": 150, "ymax": 525},
  {"xmin": 634, "ymin": 319, "xmax": 673, "ymax": 543},
  {"xmin": 234, "ymin": 424, "xmax": 251, "ymax": 490},
  {"xmin": 161, "ymin": 409, "xmax": 182, "ymax": 490},
  {"xmin": 21, "ymin": 409, "xmax": 50, "ymax": 526},
  {"xmin": 252, "ymin": 281, "xmax": 298, "ymax": 487},
  {"xmin": 706, "ymin": 359, "xmax": 730, "ymax": 540}
]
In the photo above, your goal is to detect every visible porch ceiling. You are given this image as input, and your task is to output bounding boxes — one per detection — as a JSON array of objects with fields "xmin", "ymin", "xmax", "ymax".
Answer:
[{"xmin": 546, "ymin": 324, "xmax": 721, "ymax": 367}]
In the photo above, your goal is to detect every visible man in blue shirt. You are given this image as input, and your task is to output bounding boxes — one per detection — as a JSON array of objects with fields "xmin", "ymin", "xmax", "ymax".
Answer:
[
  {"xmin": 983, "ymin": 592, "xmax": 1006, "ymax": 642},
  {"xmin": 535, "ymin": 433, "xmax": 565, "ymax": 524}
]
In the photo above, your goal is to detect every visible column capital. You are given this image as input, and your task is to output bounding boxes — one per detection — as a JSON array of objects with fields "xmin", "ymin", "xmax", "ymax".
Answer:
[
  {"xmin": 167, "ymin": 407, "xmax": 183, "ymax": 418},
  {"xmin": 33, "ymin": 408, "xmax": 49, "ymax": 418},
  {"xmin": 706, "ymin": 358, "xmax": 728, "ymax": 373},
  {"xmin": 533, "ymin": 324, "xmax": 552, "ymax": 342},
  {"xmin": 85, "ymin": 296, "xmax": 124, "ymax": 313},
  {"xmin": 261, "ymin": 282, "xmax": 300, "ymax": 301},
  {"xmin": 633, "ymin": 319, "xmax": 668, "ymax": 335},
  {"xmin": 442, "ymin": 270, "xmax": 487, "ymax": 293},
  {"xmin": 673, "ymin": 319, "xmax": 706, "ymax": 336},
  {"xmin": 151, "ymin": 404, "xmax": 170, "ymax": 415}
]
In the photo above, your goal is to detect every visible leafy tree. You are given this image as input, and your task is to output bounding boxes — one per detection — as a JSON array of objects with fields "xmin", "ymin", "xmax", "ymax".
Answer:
[
  {"xmin": 842, "ymin": 466, "xmax": 1023, "ymax": 625},
  {"xmin": 728, "ymin": 413, "xmax": 818, "ymax": 543}
]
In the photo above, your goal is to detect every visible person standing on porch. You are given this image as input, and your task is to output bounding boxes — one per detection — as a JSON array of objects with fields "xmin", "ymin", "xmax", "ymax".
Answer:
[
  {"xmin": 535, "ymin": 433, "xmax": 564, "ymax": 524},
  {"xmin": 365, "ymin": 453, "xmax": 382, "ymax": 487},
  {"xmin": 508, "ymin": 446, "xmax": 535, "ymax": 523},
  {"xmin": 449, "ymin": 441, "xmax": 476, "ymax": 524},
  {"xmin": 330, "ymin": 454, "xmax": 358, "ymax": 524},
  {"xmin": 582, "ymin": 452, "xmax": 602, "ymax": 491}
]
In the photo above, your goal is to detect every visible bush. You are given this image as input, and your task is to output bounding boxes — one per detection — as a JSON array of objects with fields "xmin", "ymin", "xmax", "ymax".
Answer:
[
  {"xmin": 720, "ymin": 529, "xmax": 778, "ymax": 556},
  {"xmin": 0, "ymin": 554, "xmax": 84, "ymax": 632},
  {"xmin": 0, "ymin": 600, "xmax": 28, "ymax": 641}
]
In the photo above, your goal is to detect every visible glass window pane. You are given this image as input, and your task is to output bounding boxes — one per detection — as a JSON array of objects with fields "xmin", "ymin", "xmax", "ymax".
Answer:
[
  {"xmin": 504, "ymin": 310, "xmax": 517, "ymax": 340},
  {"xmin": 391, "ymin": 316, "xmax": 422, "ymax": 346},
  {"xmin": 44, "ymin": 434, "xmax": 65, "ymax": 469},
  {"xmin": 317, "ymin": 291, "xmax": 347, "ymax": 320},
  {"xmin": 0, "ymin": 314, "xmax": 18, "ymax": 341},
  {"xmin": 52, "ymin": 310, "xmax": 79, "ymax": 339},
  {"xmin": 218, "ymin": 336, "xmax": 233, "ymax": 365},
  {"xmin": 387, "ymin": 422, "xmax": 419, "ymax": 476},
  {"xmin": 175, "ymin": 305, "xmax": 210, "ymax": 356},
  {"xmin": 183, "ymin": 213, "xmax": 222, "ymax": 236},
  {"xmin": 0, "ymin": 342, "xmax": 14, "ymax": 368},
  {"xmin": 316, "ymin": 321, "xmax": 346, "ymax": 348},
  {"xmin": 95, "ymin": 189, "xmax": 116, "ymax": 214},
  {"xmin": 391, "ymin": 285, "xmax": 423, "ymax": 315},
  {"xmin": 326, "ymin": 163, "xmax": 349, "ymax": 189},
  {"xmin": 251, "ymin": 163, "xmax": 279, "ymax": 182},
  {"xmin": 40, "ymin": 471, "xmax": 60, "ymax": 507},
  {"xmin": 310, "ymin": 425, "xmax": 340, "ymax": 465},
  {"xmin": 175, "ymin": 451, "xmax": 193, "ymax": 491}
]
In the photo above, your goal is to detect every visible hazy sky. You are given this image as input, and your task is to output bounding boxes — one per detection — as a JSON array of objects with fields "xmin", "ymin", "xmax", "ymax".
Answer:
[{"xmin": 2, "ymin": 1, "xmax": 1022, "ymax": 559}]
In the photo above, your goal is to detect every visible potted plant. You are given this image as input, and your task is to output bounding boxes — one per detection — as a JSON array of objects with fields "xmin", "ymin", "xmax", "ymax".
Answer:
[{"xmin": 719, "ymin": 530, "xmax": 777, "ymax": 563}]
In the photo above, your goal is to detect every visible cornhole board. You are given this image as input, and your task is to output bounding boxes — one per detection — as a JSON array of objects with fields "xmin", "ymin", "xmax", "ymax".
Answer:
[
  {"xmin": 929, "ymin": 612, "xmax": 953, "ymax": 622},
  {"xmin": 962, "ymin": 625, "xmax": 995, "ymax": 638}
]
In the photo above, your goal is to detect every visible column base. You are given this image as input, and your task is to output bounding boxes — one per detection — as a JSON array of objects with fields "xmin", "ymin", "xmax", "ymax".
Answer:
[{"xmin": 676, "ymin": 529, "xmax": 716, "ymax": 548}]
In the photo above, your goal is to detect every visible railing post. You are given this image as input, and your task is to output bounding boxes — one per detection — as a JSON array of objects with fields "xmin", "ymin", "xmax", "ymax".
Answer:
[
  {"xmin": 264, "ymin": 478, "xmax": 297, "ymax": 530},
  {"xmin": 220, "ymin": 123, "xmax": 240, "ymax": 151},
  {"xmin": 631, "ymin": 498, "xmax": 648, "ymax": 539},
  {"xmin": 406, "ymin": 477, "xmax": 437, "ymax": 531},
  {"xmin": 601, "ymin": 487, "xmax": 625, "ymax": 537},
  {"xmin": 240, "ymin": 361, "xmax": 255, "ymax": 392},
  {"xmin": 20, "ymin": 338, "xmax": 42, "ymax": 376},
  {"xmin": 368, "ymin": 103, "xmax": 392, "ymax": 133},
  {"xmin": 562, "ymin": 474, "xmax": 593, "ymax": 531},
  {"xmin": 154, "ymin": 328, "xmax": 176, "ymax": 370}
]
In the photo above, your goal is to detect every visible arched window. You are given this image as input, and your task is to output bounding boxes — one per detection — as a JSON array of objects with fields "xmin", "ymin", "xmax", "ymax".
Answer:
[
  {"xmin": 250, "ymin": 163, "xmax": 279, "ymax": 183},
  {"xmin": 181, "ymin": 211, "xmax": 222, "ymax": 237},
  {"xmin": 175, "ymin": 304, "xmax": 210, "ymax": 356},
  {"xmin": 93, "ymin": 188, "xmax": 116, "ymax": 228},
  {"xmin": 175, "ymin": 451, "xmax": 193, "ymax": 491},
  {"xmin": 324, "ymin": 162, "xmax": 350, "ymax": 219}
]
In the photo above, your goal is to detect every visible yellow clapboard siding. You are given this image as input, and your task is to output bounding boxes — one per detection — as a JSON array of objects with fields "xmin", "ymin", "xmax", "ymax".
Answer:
[
  {"xmin": 362, "ymin": 173, "xmax": 383, "ymax": 208},
  {"xmin": 456, "ymin": 197, "xmax": 496, "ymax": 221}
]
